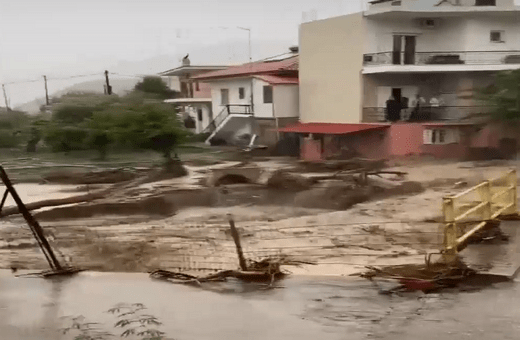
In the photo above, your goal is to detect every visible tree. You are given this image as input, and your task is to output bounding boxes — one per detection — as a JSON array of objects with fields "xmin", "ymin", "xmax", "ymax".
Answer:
[
  {"xmin": 134, "ymin": 76, "xmax": 179, "ymax": 99},
  {"xmin": 477, "ymin": 69, "xmax": 520, "ymax": 122},
  {"xmin": 112, "ymin": 103, "xmax": 188, "ymax": 166}
]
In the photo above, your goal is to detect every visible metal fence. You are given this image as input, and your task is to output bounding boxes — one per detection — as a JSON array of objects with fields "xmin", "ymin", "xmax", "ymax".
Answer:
[{"xmin": 442, "ymin": 169, "xmax": 518, "ymax": 260}]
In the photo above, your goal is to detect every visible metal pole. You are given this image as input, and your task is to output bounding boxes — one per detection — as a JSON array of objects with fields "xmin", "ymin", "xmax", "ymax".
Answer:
[
  {"xmin": 2, "ymin": 84, "xmax": 10, "ymax": 111},
  {"xmin": 43, "ymin": 75, "xmax": 50, "ymax": 106},
  {"xmin": 105, "ymin": 70, "xmax": 112, "ymax": 95}
]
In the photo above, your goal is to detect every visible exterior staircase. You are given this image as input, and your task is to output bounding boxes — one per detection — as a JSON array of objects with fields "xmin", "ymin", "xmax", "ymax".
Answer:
[{"xmin": 203, "ymin": 104, "xmax": 254, "ymax": 145}]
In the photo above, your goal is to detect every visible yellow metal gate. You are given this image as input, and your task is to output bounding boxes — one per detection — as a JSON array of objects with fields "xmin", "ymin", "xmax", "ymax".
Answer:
[{"xmin": 443, "ymin": 170, "xmax": 518, "ymax": 259}]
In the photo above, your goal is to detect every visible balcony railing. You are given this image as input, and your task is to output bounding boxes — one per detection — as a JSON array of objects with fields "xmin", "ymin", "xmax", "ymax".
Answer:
[
  {"xmin": 225, "ymin": 104, "xmax": 253, "ymax": 115},
  {"xmin": 202, "ymin": 104, "xmax": 253, "ymax": 134},
  {"xmin": 362, "ymin": 106, "xmax": 495, "ymax": 123},
  {"xmin": 363, "ymin": 51, "xmax": 520, "ymax": 67}
]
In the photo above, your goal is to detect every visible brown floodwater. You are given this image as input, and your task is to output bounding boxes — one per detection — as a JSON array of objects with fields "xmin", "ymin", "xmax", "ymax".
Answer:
[{"xmin": 0, "ymin": 270, "xmax": 519, "ymax": 340}]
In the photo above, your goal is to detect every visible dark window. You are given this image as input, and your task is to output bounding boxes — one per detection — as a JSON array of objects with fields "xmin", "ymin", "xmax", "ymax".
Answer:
[
  {"xmin": 197, "ymin": 109, "xmax": 203, "ymax": 121},
  {"xmin": 220, "ymin": 89, "xmax": 229, "ymax": 105},
  {"xmin": 263, "ymin": 85, "xmax": 273, "ymax": 104},
  {"xmin": 195, "ymin": 82, "xmax": 200, "ymax": 91},
  {"xmin": 490, "ymin": 31, "xmax": 504, "ymax": 43},
  {"xmin": 476, "ymin": 0, "xmax": 496, "ymax": 5},
  {"xmin": 239, "ymin": 87, "xmax": 245, "ymax": 99}
]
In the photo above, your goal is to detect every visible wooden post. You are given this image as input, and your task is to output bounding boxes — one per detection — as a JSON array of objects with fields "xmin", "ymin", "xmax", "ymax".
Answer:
[
  {"xmin": 443, "ymin": 197, "xmax": 458, "ymax": 262},
  {"xmin": 227, "ymin": 214, "xmax": 248, "ymax": 271},
  {"xmin": 0, "ymin": 167, "xmax": 62, "ymax": 271},
  {"xmin": 507, "ymin": 170, "xmax": 518, "ymax": 214}
]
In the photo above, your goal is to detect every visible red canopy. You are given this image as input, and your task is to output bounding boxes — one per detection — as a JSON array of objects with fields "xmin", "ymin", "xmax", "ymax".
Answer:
[{"xmin": 278, "ymin": 123, "xmax": 389, "ymax": 135}]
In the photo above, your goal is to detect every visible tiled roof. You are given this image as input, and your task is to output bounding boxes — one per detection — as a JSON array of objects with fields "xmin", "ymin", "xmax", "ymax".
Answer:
[
  {"xmin": 278, "ymin": 123, "xmax": 390, "ymax": 134},
  {"xmin": 192, "ymin": 55, "xmax": 298, "ymax": 81},
  {"xmin": 254, "ymin": 75, "xmax": 299, "ymax": 85}
]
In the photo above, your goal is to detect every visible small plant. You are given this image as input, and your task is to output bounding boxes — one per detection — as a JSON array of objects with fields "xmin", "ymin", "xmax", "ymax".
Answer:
[
  {"xmin": 108, "ymin": 303, "xmax": 165, "ymax": 339},
  {"xmin": 61, "ymin": 315, "xmax": 114, "ymax": 340},
  {"xmin": 61, "ymin": 303, "xmax": 168, "ymax": 340}
]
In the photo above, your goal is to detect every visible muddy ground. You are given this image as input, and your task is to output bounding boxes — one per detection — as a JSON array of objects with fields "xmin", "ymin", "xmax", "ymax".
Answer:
[{"xmin": 0, "ymin": 157, "xmax": 517, "ymax": 276}]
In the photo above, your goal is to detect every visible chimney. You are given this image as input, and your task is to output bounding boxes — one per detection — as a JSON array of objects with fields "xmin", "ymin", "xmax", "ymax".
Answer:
[{"xmin": 289, "ymin": 46, "xmax": 299, "ymax": 53}]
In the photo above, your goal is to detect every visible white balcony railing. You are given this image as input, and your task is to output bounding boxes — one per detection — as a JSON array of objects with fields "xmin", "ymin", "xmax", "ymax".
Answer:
[{"xmin": 363, "ymin": 51, "xmax": 520, "ymax": 67}]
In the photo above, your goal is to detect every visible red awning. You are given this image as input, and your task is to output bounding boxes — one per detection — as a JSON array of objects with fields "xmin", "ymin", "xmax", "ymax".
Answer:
[{"xmin": 278, "ymin": 123, "xmax": 390, "ymax": 135}]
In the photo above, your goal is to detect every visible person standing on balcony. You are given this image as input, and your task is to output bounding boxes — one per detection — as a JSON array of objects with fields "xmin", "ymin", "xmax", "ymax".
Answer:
[
  {"xmin": 385, "ymin": 95, "xmax": 401, "ymax": 122},
  {"xmin": 409, "ymin": 93, "xmax": 426, "ymax": 122},
  {"xmin": 429, "ymin": 94, "xmax": 444, "ymax": 120}
]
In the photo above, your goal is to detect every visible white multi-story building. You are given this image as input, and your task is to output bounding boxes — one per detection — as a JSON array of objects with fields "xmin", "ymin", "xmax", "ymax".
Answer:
[{"xmin": 289, "ymin": 0, "xmax": 520, "ymax": 160}]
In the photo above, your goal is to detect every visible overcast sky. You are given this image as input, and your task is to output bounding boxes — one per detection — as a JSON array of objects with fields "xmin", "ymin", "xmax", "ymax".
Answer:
[{"xmin": 0, "ymin": 0, "xmax": 364, "ymax": 106}]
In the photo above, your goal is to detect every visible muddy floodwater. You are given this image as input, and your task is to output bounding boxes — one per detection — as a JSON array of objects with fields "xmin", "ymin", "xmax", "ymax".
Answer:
[{"xmin": 0, "ymin": 271, "xmax": 519, "ymax": 340}]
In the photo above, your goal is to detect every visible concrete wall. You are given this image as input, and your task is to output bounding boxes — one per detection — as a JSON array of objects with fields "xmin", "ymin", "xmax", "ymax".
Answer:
[
  {"xmin": 365, "ymin": 17, "xmax": 468, "ymax": 54},
  {"xmin": 252, "ymin": 78, "xmax": 274, "ymax": 118},
  {"xmin": 211, "ymin": 115, "xmax": 254, "ymax": 144},
  {"xmin": 465, "ymin": 16, "xmax": 520, "ymax": 53},
  {"xmin": 299, "ymin": 12, "xmax": 366, "ymax": 124},
  {"xmin": 300, "ymin": 123, "xmax": 487, "ymax": 161},
  {"xmin": 273, "ymin": 85, "xmax": 299, "ymax": 118},
  {"xmin": 209, "ymin": 78, "xmax": 252, "ymax": 117},
  {"xmin": 192, "ymin": 104, "xmax": 212, "ymax": 134}
]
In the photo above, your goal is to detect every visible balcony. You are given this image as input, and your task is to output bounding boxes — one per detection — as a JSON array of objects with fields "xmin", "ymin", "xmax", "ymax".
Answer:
[
  {"xmin": 363, "ymin": 50, "xmax": 520, "ymax": 73},
  {"xmin": 362, "ymin": 105, "xmax": 495, "ymax": 123}
]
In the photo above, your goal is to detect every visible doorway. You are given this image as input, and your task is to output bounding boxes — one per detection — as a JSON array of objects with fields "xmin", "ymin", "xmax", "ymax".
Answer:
[{"xmin": 392, "ymin": 35, "xmax": 417, "ymax": 65}]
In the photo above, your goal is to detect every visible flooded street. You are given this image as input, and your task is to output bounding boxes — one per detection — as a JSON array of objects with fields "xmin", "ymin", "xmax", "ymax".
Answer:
[{"xmin": 0, "ymin": 271, "xmax": 519, "ymax": 340}]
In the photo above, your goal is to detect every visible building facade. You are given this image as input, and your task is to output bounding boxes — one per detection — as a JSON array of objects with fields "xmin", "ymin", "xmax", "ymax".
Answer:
[
  {"xmin": 290, "ymin": 0, "xmax": 520, "ymax": 160},
  {"xmin": 159, "ymin": 59, "xmax": 227, "ymax": 134},
  {"xmin": 193, "ymin": 48, "xmax": 300, "ymax": 147}
]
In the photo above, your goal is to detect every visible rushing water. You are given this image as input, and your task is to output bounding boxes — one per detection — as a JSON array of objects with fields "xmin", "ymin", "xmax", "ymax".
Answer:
[{"xmin": 0, "ymin": 271, "xmax": 519, "ymax": 340}]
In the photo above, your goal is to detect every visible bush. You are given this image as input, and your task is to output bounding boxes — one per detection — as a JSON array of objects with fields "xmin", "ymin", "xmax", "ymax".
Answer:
[
  {"xmin": 0, "ymin": 130, "xmax": 22, "ymax": 148},
  {"xmin": 44, "ymin": 125, "xmax": 90, "ymax": 152}
]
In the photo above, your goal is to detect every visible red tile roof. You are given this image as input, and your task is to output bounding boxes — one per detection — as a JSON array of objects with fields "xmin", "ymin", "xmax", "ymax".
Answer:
[
  {"xmin": 254, "ymin": 75, "xmax": 298, "ymax": 85},
  {"xmin": 193, "ymin": 56, "xmax": 298, "ymax": 81},
  {"xmin": 278, "ymin": 123, "xmax": 389, "ymax": 135}
]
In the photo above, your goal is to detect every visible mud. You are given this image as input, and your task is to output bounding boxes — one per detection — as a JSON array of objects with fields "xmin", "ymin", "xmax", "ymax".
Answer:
[{"xmin": 0, "ymin": 158, "xmax": 517, "ymax": 276}]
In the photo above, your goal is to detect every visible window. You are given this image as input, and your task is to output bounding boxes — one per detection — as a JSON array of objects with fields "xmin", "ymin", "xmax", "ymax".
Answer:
[
  {"xmin": 239, "ymin": 87, "xmax": 245, "ymax": 99},
  {"xmin": 220, "ymin": 89, "xmax": 229, "ymax": 105},
  {"xmin": 263, "ymin": 85, "xmax": 273, "ymax": 104},
  {"xmin": 490, "ymin": 30, "xmax": 504, "ymax": 43},
  {"xmin": 423, "ymin": 128, "xmax": 459, "ymax": 145},
  {"xmin": 197, "ymin": 109, "xmax": 203, "ymax": 121},
  {"xmin": 475, "ymin": 0, "xmax": 496, "ymax": 6},
  {"xmin": 195, "ymin": 82, "xmax": 200, "ymax": 91}
]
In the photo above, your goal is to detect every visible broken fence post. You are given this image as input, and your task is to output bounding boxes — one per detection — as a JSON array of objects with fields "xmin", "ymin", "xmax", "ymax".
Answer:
[{"xmin": 227, "ymin": 214, "xmax": 248, "ymax": 271}]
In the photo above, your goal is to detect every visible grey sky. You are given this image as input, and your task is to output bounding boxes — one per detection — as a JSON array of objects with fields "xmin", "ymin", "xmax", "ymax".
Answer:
[{"xmin": 0, "ymin": 0, "xmax": 364, "ymax": 106}]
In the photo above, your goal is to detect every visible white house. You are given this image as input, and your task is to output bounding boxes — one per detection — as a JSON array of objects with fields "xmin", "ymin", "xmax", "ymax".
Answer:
[
  {"xmin": 159, "ymin": 58, "xmax": 227, "ymax": 134},
  {"xmin": 192, "ymin": 48, "xmax": 300, "ymax": 146}
]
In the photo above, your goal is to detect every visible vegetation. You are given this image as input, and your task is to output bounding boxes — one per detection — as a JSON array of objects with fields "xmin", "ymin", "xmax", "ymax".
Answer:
[
  {"xmin": 134, "ymin": 76, "xmax": 179, "ymax": 100},
  {"xmin": 0, "ymin": 109, "xmax": 30, "ymax": 148},
  {"xmin": 61, "ymin": 303, "xmax": 168, "ymax": 340},
  {"xmin": 1, "ymin": 77, "xmax": 189, "ymax": 167},
  {"xmin": 477, "ymin": 69, "xmax": 520, "ymax": 122}
]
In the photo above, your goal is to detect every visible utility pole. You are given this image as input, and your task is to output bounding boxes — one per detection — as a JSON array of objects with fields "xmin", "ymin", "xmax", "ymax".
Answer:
[
  {"xmin": 237, "ymin": 27, "xmax": 253, "ymax": 111},
  {"xmin": 2, "ymin": 84, "xmax": 10, "ymax": 111},
  {"xmin": 104, "ymin": 70, "xmax": 112, "ymax": 95},
  {"xmin": 43, "ymin": 75, "xmax": 50, "ymax": 106}
]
